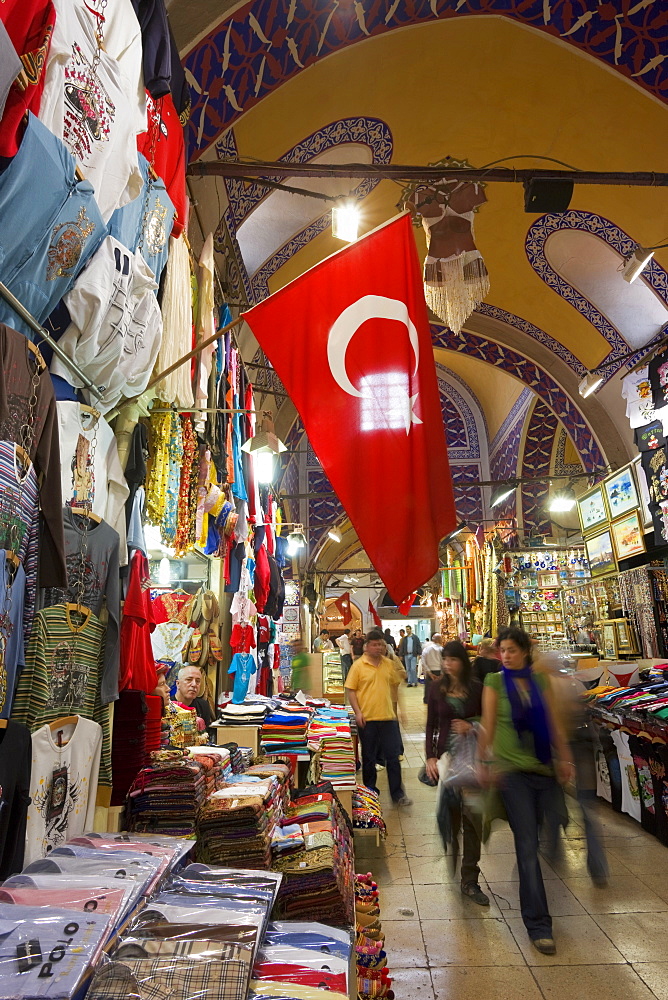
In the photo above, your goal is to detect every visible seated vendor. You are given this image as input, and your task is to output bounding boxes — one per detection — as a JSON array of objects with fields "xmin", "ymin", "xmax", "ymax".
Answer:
[{"xmin": 173, "ymin": 664, "xmax": 215, "ymax": 734}]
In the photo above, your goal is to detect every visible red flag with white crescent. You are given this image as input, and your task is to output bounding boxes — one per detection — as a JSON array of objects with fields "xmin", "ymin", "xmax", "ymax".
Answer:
[
  {"xmin": 334, "ymin": 591, "xmax": 353, "ymax": 626},
  {"xmin": 243, "ymin": 213, "xmax": 455, "ymax": 604},
  {"xmin": 368, "ymin": 599, "xmax": 382, "ymax": 628}
]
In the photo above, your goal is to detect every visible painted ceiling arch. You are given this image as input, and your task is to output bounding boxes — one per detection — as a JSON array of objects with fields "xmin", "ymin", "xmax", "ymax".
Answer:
[{"xmin": 183, "ymin": 2, "xmax": 668, "ymax": 160}]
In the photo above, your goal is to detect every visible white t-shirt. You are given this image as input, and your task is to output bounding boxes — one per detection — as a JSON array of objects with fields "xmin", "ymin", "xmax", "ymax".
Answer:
[
  {"xmin": 610, "ymin": 729, "xmax": 641, "ymax": 822},
  {"xmin": 53, "ymin": 236, "xmax": 162, "ymax": 413},
  {"xmin": 57, "ymin": 402, "xmax": 129, "ymax": 561},
  {"xmin": 621, "ymin": 366, "xmax": 668, "ymax": 430},
  {"xmin": 39, "ymin": 0, "xmax": 144, "ymax": 220},
  {"xmin": 25, "ymin": 717, "xmax": 102, "ymax": 865},
  {"xmin": 336, "ymin": 635, "xmax": 351, "ymax": 656}
]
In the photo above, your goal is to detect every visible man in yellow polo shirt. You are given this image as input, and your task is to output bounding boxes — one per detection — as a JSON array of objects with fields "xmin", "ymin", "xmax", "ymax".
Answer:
[{"xmin": 345, "ymin": 629, "xmax": 412, "ymax": 806}]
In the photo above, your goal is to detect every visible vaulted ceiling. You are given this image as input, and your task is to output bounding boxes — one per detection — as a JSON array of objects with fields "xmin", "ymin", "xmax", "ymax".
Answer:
[{"xmin": 170, "ymin": 1, "xmax": 668, "ymax": 578}]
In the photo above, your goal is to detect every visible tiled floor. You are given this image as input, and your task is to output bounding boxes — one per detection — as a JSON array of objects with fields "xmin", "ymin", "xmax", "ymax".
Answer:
[{"xmin": 354, "ymin": 686, "xmax": 668, "ymax": 1000}]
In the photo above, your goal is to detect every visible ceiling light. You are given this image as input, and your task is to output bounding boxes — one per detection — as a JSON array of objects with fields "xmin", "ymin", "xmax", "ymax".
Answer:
[
  {"xmin": 444, "ymin": 521, "xmax": 468, "ymax": 542},
  {"xmin": 578, "ymin": 372, "xmax": 604, "ymax": 398},
  {"xmin": 158, "ymin": 556, "xmax": 171, "ymax": 586},
  {"xmin": 342, "ymin": 575, "xmax": 359, "ymax": 584},
  {"xmin": 490, "ymin": 482, "xmax": 517, "ymax": 508},
  {"xmin": 622, "ymin": 247, "xmax": 654, "ymax": 284},
  {"xmin": 332, "ymin": 201, "xmax": 360, "ymax": 242},
  {"xmin": 287, "ymin": 526, "xmax": 307, "ymax": 556},
  {"xmin": 327, "ymin": 529, "xmax": 342, "ymax": 543},
  {"xmin": 548, "ymin": 486, "xmax": 577, "ymax": 513},
  {"xmin": 241, "ymin": 411, "xmax": 287, "ymax": 483}
]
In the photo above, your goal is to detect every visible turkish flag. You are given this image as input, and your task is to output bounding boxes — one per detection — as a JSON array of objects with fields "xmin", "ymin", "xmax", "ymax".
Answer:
[
  {"xmin": 243, "ymin": 213, "xmax": 455, "ymax": 603},
  {"xmin": 398, "ymin": 592, "xmax": 418, "ymax": 616},
  {"xmin": 368, "ymin": 599, "xmax": 382, "ymax": 628},
  {"xmin": 335, "ymin": 591, "xmax": 353, "ymax": 626}
]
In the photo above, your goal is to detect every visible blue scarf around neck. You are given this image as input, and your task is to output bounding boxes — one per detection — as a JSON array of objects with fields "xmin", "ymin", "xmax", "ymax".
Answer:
[{"xmin": 501, "ymin": 664, "xmax": 552, "ymax": 765}]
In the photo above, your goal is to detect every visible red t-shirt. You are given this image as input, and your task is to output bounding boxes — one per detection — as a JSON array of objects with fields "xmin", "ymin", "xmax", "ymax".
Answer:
[
  {"xmin": 0, "ymin": 0, "xmax": 56, "ymax": 157},
  {"xmin": 119, "ymin": 550, "xmax": 157, "ymax": 694},
  {"xmin": 137, "ymin": 91, "xmax": 186, "ymax": 237}
]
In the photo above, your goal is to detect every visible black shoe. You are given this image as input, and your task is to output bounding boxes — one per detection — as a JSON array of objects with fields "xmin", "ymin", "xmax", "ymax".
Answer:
[{"xmin": 460, "ymin": 882, "xmax": 490, "ymax": 906}]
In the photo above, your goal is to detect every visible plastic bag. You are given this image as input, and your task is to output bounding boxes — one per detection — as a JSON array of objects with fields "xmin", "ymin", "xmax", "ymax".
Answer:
[{"xmin": 441, "ymin": 727, "xmax": 479, "ymax": 788}]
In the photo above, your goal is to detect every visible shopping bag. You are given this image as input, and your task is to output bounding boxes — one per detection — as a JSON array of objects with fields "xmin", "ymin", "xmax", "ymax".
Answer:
[{"xmin": 442, "ymin": 727, "xmax": 479, "ymax": 788}]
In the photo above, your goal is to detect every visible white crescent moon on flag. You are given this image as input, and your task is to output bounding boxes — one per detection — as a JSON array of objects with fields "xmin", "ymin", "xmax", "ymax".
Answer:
[{"xmin": 327, "ymin": 295, "xmax": 420, "ymax": 398}]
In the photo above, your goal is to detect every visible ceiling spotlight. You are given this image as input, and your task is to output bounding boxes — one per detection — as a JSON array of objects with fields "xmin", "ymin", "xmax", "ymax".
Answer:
[
  {"xmin": 286, "ymin": 526, "xmax": 307, "ymax": 556},
  {"xmin": 332, "ymin": 201, "xmax": 360, "ymax": 242},
  {"xmin": 241, "ymin": 410, "xmax": 287, "ymax": 483},
  {"xmin": 342, "ymin": 576, "xmax": 359, "ymax": 584},
  {"xmin": 622, "ymin": 246, "xmax": 654, "ymax": 284},
  {"xmin": 490, "ymin": 482, "xmax": 517, "ymax": 508},
  {"xmin": 578, "ymin": 372, "xmax": 604, "ymax": 398},
  {"xmin": 444, "ymin": 521, "xmax": 468, "ymax": 542},
  {"xmin": 327, "ymin": 529, "xmax": 342, "ymax": 543},
  {"xmin": 548, "ymin": 485, "xmax": 577, "ymax": 513}
]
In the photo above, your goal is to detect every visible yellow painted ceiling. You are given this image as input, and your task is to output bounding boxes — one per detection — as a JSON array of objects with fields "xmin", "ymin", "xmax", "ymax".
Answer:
[
  {"xmin": 231, "ymin": 17, "xmax": 668, "ymax": 372},
  {"xmin": 435, "ymin": 348, "xmax": 525, "ymax": 442}
]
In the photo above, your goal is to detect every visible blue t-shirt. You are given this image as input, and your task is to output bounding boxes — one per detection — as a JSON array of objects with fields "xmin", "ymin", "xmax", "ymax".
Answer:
[{"xmin": 229, "ymin": 653, "xmax": 256, "ymax": 704}]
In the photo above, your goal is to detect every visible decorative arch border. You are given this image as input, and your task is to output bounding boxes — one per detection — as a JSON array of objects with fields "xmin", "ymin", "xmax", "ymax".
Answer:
[
  {"xmin": 216, "ymin": 117, "xmax": 393, "ymax": 303},
  {"xmin": 525, "ymin": 210, "xmax": 668, "ymax": 379},
  {"xmin": 521, "ymin": 398, "xmax": 558, "ymax": 535},
  {"xmin": 431, "ymin": 324, "xmax": 605, "ymax": 470},
  {"xmin": 185, "ymin": 4, "xmax": 668, "ymax": 161}
]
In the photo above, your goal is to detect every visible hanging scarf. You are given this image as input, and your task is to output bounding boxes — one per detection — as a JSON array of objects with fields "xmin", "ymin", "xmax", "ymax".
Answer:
[{"xmin": 501, "ymin": 665, "xmax": 552, "ymax": 765}]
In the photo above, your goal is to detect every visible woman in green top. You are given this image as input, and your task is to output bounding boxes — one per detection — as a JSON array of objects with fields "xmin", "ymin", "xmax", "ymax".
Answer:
[{"xmin": 478, "ymin": 626, "xmax": 572, "ymax": 956}]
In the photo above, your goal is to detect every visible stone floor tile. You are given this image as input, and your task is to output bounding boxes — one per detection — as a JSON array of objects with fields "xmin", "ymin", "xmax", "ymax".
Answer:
[
  {"xmin": 407, "ymin": 856, "xmax": 460, "ymax": 883},
  {"xmin": 506, "ymin": 913, "xmax": 625, "ymax": 965},
  {"xmin": 414, "ymin": 882, "xmax": 501, "ymax": 919},
  {"xmin": 632, "ymin": 963, "xmax": 668, "ymax": 1000},
  {"xmin": 488, "ymin": 878, "xmax": 585, "ymax": 916},
  {"xmin": 422, "ymin": 917, "xmax": 525, "ymax": 966},
  {"xmin": 561, "ymin": 875, "xmax": 668, "ymax": 914},
  {"xmin": 387, "ymin": 967, "xmax": 435, "ymax": 999},
  {"xmin": 532, "ymin": 964, "xmax": 656, "ymax": 1000},
  {"xmin": 375, "ymin": 885, "xmax": 418, "ymax": 918},
  {"xmin": 431, "ymin": 966, "xmax": 542, "ymax": 1000},
  {"xmin": 592, "ymin": 912, "xmax": 668, "ymax": 963},
  {"xmin": 380, "ymin": 920, "xmax": 428, "ymax": 967},
  {"xmin": 479, "ymin": 852, "xmax": 559, "ymax": 882}
]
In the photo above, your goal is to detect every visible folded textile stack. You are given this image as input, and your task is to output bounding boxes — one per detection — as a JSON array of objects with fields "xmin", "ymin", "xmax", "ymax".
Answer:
[
  {"xmin": 307, "ymin": 709, "xmax": 356, "ymax": 790},
  {"xmin": 238, "ymin": 746, "xmax": 256, "ymax": 769},
  {"xmin": 125, "ymin": 750, "xmax": 212, "ymax": 834},
  {"xmin": 144, "ymin": 694, "xmax": 164, "ymax": 762},
  {"xmin": 272, "ymin": 787, "xmax": 354, "ymax": 925},
  {"xmin": 218, "ymin": 702, "xmax": 268, "ymax": 726},
  {"xmin": 196, "ymin": 779, "xmax": 281, "ymax": 869},
  {"xmin": 353, "ymin": 785, "xmax": 387, "ymax": 839},
  {"xmin": 110, "ymin": 690, "xmax": 149, "ymax": 807},
  {"xmin": 219, "ymin": 741, "xmax": 244, "ymax": 773},
  {"xmin": 187, "ymin": 747, "xmax": 230, "ymax": 791},
  {"xmin": 261, "ymin": 706, "xmax": 312, "ymax": 755}
]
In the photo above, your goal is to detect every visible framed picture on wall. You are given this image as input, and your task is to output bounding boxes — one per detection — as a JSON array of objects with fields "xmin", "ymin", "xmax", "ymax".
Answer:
[
  {"xmin": 611, "ymin": 510, "xmax": 646, "ymax": 561},
  {"xmin": 578, "ymin": 486, "xmax": 607, "ymax": 535},
  {"xmin": 604, "ymin": 465, "xmax": 639, "ymax": 520},
  {"xmin": 538, "ymin": 571, "xmax": 559, "ymax": 588},
  {"xmin": 585, "ymin": 529, "xmax": 616, "ymax": 578},
  {"xmin": 602, "ymin": 622, "xmax": 618, "ymax": 660}
]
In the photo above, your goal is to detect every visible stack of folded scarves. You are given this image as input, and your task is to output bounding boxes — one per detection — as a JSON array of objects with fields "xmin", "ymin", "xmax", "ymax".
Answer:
[
  {"xmin": 125, "ymin": 750, "xmax": 211, "ymax": 834},
  {"xmin": 187, "ymin": 747, "xmax": 230, "ymax": 792},
  {"xmin": 271, "ymin": 787, "xmax": 354, "ymax": 925},
  {"xmin": 261, "ymin": 705, "xmax": 312, "ymax": 755},
  {"xmin": 307, "ymin": 709, "xmax": 357, "ymax": 790},
  {"xmin": 353, "ymin": 785, "xmax": 387, "ymax": 839},
  {"xmin": 355, "ymin": 873, "xmax": 395, "ymax": 1000},
  {"xmin": 220, "ymin": 741, "xmax": 245, "ymax": 773},
  {"xmin": 196, "ymin": 779, "xmax": 280, "ymax": 869},
  {"xmin": 218, "ymin": 702, "xmax": 268, "ymax": 726}
]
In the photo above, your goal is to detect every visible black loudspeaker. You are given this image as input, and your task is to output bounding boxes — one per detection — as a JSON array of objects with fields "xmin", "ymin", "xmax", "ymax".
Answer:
[{"xmin": 523, "ymin": 178, "xmax": 574, "ymax": 213}]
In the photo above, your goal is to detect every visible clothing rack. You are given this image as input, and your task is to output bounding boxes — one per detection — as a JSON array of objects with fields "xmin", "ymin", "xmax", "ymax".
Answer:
[{"xmin": 0, "ymin": 280, "xmax": 104, "ymax": 400}]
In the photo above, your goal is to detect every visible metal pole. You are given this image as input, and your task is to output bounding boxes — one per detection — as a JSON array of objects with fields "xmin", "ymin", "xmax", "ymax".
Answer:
[
  {"xmin": 0, "ymin": 280, "xmax": 104, "ymax": 400},
  {"xmin": 188, "ymin": 162, "xmax": 668, "ymax": 186}
]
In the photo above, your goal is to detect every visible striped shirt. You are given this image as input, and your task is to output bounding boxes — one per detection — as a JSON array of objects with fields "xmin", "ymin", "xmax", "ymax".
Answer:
[
  {"xmin": 12, "ymin": 605, "xmax": 111, "ymax": 786},
  {"xmin": 0, "ymin": 440, "xmax": 39, "ymax": 643}
]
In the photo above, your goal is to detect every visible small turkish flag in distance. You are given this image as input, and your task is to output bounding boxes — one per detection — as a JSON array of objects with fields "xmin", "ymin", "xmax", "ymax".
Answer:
[
  {"xmin": 243, "ymin": 213, "xmax": 456, "ymax": 604},
  {"xmin": 335, "ymin": 591, "xmax": 353, "ymax": 625}
]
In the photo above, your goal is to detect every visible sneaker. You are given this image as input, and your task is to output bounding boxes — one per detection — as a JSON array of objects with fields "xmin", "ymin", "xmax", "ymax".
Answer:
[
  {"xmin": 532, "ymin": 938, "xmax": 556, "ymax": 955},
  {"xmin": 460, "ymin": 882, "xmax": 490, "ymax": 906},
  {"xmin": 394, "ymin": 794, "xmax": 413, "ymax": 807}
]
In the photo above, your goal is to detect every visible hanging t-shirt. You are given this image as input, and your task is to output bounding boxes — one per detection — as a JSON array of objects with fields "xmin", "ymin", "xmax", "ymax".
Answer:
[
  {"xmin": 107, "ymin": 154, "xmax": 175, "ymax": 287},
  {"xmin": 119, "ymin": 549, "xmax": 157, "ymax": 695},
  {"xmin": 229, "ymin": 652, "xmax": 256, "ymax": 704},
  {"xmin": 641, "ymin": 444, "xmax": 668, "ymax": 506},
  {"xmin": 0, "ymin": 559, "xmax": 25, "ymax": 719},
  {"xmin": 621, "ymin": 366, "xmax": 660, "ymax": 429},
  {"xmin": 41, "ymin": 508, "xmax": 121, "ymax": 706},
  {"xmin": 11, "ymin": 605, "xmax": 111, "ymax": 790},
  {"xmin": 0, "ymin": 721, "xmax": 31, "ymax": 878},
  {"xmin": 57, "ymin": 402, "xmax": 129, "ymax": 560},
  {"xmin": 610, "ymin": 729, "xmax": 641, "ymax": 822},
  {"xmin": 52, "ymin": 236, "xmax": 162, "ymax": 414},
  {"xmin": 0, "ymin": 0, "xmax": 56, "ymax": 158},
  {"xmin": 634, "ymin": 419, "xmax": 665, "ymax": 453},
  {"xmin": 649, "ymin": 350, "xmax": 668, "ymax": 414},
  {"xmin": 25, "ymin": 716, "xmax": 102, "ymax": 865},
  {"xmin": 137, "ymin": 91, "xmax": 186, "ymax": 237},
  {"xmin": 38, "ymin": 0, "xmax": 144, "ymax": 220},
  {"xmin": 0, "ymin": 442, "xmax": 39, "ymax": 646}
]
